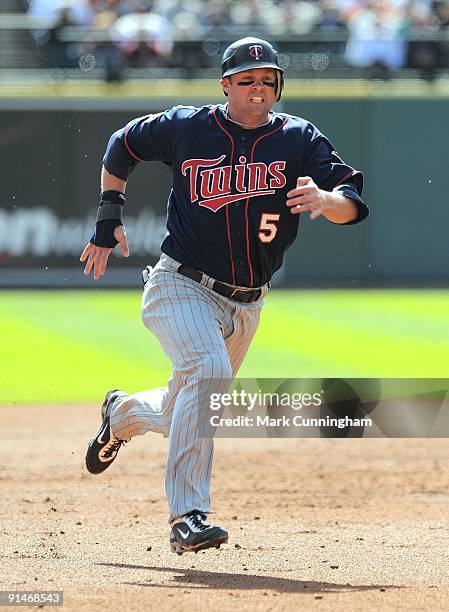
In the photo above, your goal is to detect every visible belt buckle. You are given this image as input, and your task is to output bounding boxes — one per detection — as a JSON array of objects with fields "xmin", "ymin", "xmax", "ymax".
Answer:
[
  {"xmin": 229, "ymin": 287, "xmax": 260, "ymax": 303},
  {"xmin": 229, "ymin": 288, "xmax": 249, "ymax": 302}
]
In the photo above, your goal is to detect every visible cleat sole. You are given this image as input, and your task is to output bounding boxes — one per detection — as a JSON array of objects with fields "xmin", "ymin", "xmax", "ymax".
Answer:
[{"xmin": 170, "ymin": 534, "xmax": 228, "ymax": 555}]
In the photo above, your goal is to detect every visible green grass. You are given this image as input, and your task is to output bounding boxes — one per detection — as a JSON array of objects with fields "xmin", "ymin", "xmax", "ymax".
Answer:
[{"xmin": 1, "ymin": 289, "xmax": 448, "ymax": 404}]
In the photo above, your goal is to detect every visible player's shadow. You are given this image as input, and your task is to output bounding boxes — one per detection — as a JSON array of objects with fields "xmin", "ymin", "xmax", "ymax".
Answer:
[{"xmin": 96, "ymin": 563, "xmax": 400, "ymax": 594}]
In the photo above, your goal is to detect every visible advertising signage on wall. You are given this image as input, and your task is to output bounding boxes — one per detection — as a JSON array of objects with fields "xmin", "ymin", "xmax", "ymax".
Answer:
[
  {"xmin": 0, "ymin": 108, "xmax": 172, "ymax": 284},
  {"xmin": 0, "ymin": 207, "xmax": 167, "ymax": 259}
]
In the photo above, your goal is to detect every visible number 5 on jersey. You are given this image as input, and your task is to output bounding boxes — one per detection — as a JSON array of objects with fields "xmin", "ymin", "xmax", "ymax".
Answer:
[{"xmin": 258, "ymin": 213, "xmax": 280, "ymax": 243}]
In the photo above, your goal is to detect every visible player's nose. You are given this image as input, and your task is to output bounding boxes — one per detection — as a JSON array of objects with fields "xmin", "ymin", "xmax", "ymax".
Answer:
[
  {"xmin": 252, "ymin": 80, "xmax": 264, "ymax": 89},
  {"xmin": 250, "ymin": 82, "xmax": 265, "ymax": 94}
]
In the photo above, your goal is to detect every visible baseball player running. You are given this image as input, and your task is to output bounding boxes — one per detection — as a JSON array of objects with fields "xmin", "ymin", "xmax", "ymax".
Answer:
[{"xmin": 81, "ymin": 37, "xmax": 369, "ymax": 555}]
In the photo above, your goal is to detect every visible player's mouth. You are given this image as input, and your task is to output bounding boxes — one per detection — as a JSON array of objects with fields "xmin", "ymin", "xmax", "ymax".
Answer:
[{"xmin": 250, "ymin": 96, "xmax": 264, "ymax": 104}]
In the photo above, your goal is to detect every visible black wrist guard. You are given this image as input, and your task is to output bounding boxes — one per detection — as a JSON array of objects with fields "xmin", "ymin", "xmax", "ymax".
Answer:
[{"xmin": 90, "ymin": 190, "xmax": 125, "ymax": 248}]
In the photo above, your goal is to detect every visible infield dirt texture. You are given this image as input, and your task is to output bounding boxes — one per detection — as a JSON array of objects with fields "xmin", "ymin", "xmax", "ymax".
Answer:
[{"xmin": 2, "ymin": 404, "xmax": 449, "ymax": 611}]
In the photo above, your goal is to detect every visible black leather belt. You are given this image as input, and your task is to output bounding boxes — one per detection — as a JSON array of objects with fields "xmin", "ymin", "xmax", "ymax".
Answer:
[{"xmin": 178, "ymin": 265, "xmax": 262, "ymax": 303}]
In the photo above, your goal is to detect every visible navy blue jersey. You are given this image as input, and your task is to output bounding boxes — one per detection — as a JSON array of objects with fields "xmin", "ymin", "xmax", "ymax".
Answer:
[{"xmin": 103, "ymin": 104, "xmax": 368, "ymax": 287}]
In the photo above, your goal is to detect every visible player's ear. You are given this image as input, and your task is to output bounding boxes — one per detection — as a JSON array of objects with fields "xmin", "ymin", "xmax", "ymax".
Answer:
[{"xmin": 220, "ymin": 76, "xmax": 231, "ymax": 96}]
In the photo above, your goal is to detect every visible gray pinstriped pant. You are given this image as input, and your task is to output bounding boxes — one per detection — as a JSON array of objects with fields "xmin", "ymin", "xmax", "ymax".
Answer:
[{"xmin": 109, "ymin": 253, "xmax": 267, "ymax": 521}]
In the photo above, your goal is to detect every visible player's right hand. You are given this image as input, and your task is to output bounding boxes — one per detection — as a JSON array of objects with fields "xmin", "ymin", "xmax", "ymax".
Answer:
[{"xmin": 80, "ymin": 225, "xmax": 129, "ymax": 280}]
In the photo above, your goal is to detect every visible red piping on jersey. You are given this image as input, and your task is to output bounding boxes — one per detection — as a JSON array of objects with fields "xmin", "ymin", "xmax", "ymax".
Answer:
[
  {"xmin": 123, "ymin": 123, "xmax": 144, "ymax": 162},
  {"xmin": 335, "ymin": 170, "xmax": 355, "ymax": 187},
  {"xmin": 212, "ymin": 107, "xmax": 236, "ymax": 285},
  {"xmin": 245, "ymin": 117, "xmax": 289, "ymax": 287}
]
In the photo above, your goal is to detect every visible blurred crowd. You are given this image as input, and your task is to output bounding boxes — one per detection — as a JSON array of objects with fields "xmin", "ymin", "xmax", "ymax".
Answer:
[{"xmin": 26, "ymin": 0, "xmax": 449, "ymax": 78}]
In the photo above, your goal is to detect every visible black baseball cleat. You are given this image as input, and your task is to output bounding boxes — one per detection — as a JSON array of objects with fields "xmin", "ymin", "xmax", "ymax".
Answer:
[
  {"xmin": 85, "ymin": 389, "xmax": 128, "ymax": 474},
  {"xmin": 170, "ymin": 511, "xmax": 228, "ymax": 555}
]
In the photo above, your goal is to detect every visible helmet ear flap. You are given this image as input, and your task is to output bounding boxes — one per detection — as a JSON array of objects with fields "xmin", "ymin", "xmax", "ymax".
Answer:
[{"xmin": 276, "ymin": 72, "xmax": 284, "ymax": 102}]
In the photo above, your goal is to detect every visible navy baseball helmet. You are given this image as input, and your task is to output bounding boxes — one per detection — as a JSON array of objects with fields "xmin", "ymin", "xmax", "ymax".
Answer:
[{"xmin": 221, "ymin": 37, "xmax": 284, "ymax": 101}]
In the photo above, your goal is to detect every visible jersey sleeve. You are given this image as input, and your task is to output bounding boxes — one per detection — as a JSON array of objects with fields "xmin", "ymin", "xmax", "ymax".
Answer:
[
  {"xmin": 302, "ymin": 125, "xmax": 369, "ymax": 224},
  {"xmin": 102, "ymin": 107, "xmax": 179, "ymax": 180}
]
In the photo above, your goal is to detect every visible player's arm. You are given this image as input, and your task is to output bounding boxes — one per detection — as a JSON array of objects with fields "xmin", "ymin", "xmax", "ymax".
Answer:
[
  {"xmin": 80, "ymin": 167, "xmax": 129, "ymax": 280},
  {"xmin": 101, "ymin": 166, "xmax": 127, "ymax": 193},
  {"xmin": 80, "ymin": 110, "xmax": 175, "ymax": 280},
  {"xmin": 80, "ymin": 122, "xmax": 138, "ymax": 280},
  {"xmin": 286, "ymin": 176, "xmax": 358, "ymax": 223},
  {"xmin": 289, "ymin": 125, "xmax": 369, "ymax": 224}
]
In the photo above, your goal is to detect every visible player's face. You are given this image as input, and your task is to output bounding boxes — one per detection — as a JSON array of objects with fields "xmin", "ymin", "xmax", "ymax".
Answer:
[{"xmin": 220, "ymin": 68, "xmax": 278, "ymax": 126}]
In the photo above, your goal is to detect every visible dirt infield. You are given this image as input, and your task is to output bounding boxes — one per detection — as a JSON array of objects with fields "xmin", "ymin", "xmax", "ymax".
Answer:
[{"xmin": 2, "ymin": 405, "xmax": 449, "ymax": 611}]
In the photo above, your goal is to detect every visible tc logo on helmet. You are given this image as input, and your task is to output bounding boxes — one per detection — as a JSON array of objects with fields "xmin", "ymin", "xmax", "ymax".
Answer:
[{"xmin": 249, "ymin": 44, "xmax": 264, "ymax": 59}]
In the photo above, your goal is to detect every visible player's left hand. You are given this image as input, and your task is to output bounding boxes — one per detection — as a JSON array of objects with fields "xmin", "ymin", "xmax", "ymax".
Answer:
[{"xmin": 286, "ymin": 176, "xmax": 328, "ymax": 219}]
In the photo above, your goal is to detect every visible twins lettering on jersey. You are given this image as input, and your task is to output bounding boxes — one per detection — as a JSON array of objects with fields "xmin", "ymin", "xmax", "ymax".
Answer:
[{"xmin": 181, "ymin": 155, "xmax": 287, "ymax": 212}]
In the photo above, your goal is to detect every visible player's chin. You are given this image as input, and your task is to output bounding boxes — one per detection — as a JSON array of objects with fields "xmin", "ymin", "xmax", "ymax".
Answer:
[{"xmin": 247, "ymin": 98, "xmax": 270, "ymax": 111}]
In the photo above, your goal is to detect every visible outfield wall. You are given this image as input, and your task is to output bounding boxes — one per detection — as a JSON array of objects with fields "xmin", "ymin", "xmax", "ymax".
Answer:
[{"xmin": 0, "ymin": 94, "xmax": 447, "ymax": 288}]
